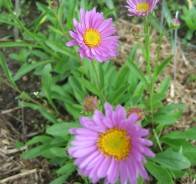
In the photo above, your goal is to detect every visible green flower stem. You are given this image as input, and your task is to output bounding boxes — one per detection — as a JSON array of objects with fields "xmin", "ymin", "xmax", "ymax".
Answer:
[
  {"xmin": 153, "ymin": 128, "xmax": 163, "ymax": 151},
  {"xmin": 144, "ymin": 16, "xmax": 154, "ymax": 119},
  {"xmin": 172, "ymin": 12, "xmax": 179, "ymax": 83},
  {"xmin": 92, "ymin": 61, "xmax": 106, "ymax": 104},
  {"xmin": 144, "ymin": 16, "xmax": 151, "ymax": 77}
]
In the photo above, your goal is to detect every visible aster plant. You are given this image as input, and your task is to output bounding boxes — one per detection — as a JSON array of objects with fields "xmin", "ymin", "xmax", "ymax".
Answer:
[
  {"xmin": 0, "ymin": 1, "xmax": 195, "ymax": 184},
  {"xmin": 66, "ymin": 8, "xmax": 118, "ymax": 62},
  {"xmin": 69, "ymin": 103, "xmax": 154, "ymax": 184},
  {"xmin": 126, "ymin": 0, "xmax": 159, "ymax": 16}
]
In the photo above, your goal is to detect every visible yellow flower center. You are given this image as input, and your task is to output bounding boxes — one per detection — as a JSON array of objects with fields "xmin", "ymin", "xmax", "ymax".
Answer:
[
  {"xmin": 83, "ymin": 29, "xmax": 101, "ymax": 48},
  {"xmin": 136, "ymin": 2, "xmax": 150, "ymax": 13},
  {"xmin": 97, "ymin": 128, "xmax": 131, "ymax": 160}
]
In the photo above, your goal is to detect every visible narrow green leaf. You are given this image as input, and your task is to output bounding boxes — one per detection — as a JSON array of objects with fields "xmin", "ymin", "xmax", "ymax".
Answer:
[
  {"xmin": 0, "ymin": 52, "xmax": 16, "ymax": 87},
  {"xmin": 69, "ymin": 77, "xmax": 85, "ymax": 103},
  {"xmin": 45, "ymin": 40, "xmax": 77, "ymax": 59},
  {"xmin": 20, "ymin": 101, "xmax": 58, "ymax": 124},
  {"xmin": 14, "ymin": 61, "xmax": 50, "ymax": 81},
  {"xmin": 0, "ymin": 41, "xmax": 34, "ymax": 48},
  {"xmin": 50, "ymin": 174, "xmax": 69, "ymax": 184},
  {"xmin": 46, "ymin": 122, "xmax": 80, "ymax": 137},
  {"xmin": 49, "ymin": 147, "xmax": 66, "ymax": 158},
  {"xmin": 127, "ymin": 60, "xmax": 148, "ymax": 85},
  {"xmin": 65, "ymin": 102, "xmax": 82, "ymax": 119},
  {"xmin": 114, "ymin": 66, "xmax": 129, "ymax": 88},
  {"xmin": 153, "ymin": 57, "xmax": 172, "ymax": 80},
  {"xmin": 22, "ymin": 145, "xmax": 49, "ymax": 159},
  {"xmin": 57, "ymin": 162, "xmax": 75, "ymax": 175},
  {"xmin": 26, "ymin": 135, "xmax": 52, "ymax": 146}
]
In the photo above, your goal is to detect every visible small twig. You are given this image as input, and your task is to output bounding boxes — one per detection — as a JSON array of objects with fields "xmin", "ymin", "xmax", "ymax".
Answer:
[
  {"xmin": 0, "ymin": 169, "xmax": 37, "ymax": 183},
  {"xmin": 2, "ymin": 146, "xmax": 27, "ymax": 155},
  {"xmin": 1, "ymin": 166, "xmax": 21, "ymax": 177},
  {"xmin": 21, "ymin": 101, "xmax": 26, "ymax": 141},
  {"xmin": 26, "ymin": 131, "xmax": 40, "ymax": 138},
  {"xmin": 0, "ymin": 107, "xmax": 21, "ymax": 114},
  {"xmin": 187, "ymin": 43, "xmax": 196, "ymax": 49},
  {"xmin": 180, "ymin": 49, "xmax": 190, "ymax": 66},
  {"xmin": 0, "ymin": 115, "xmax": 20, "ymax": 136}
]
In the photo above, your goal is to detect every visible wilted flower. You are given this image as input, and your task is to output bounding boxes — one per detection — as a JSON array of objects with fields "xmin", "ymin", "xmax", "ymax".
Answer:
[
  {"xmin": 69, "ymin": 103, "xmax": 154, "ymax": 184},
  {"xmin": 83, "ymin": 96, "xmax": 99, "ymax": 112},
  {"xmin": 127, "ymin": 107, "xmax": 144, "ymax": 120},
  {"xmin": 126, "ymin": 0, "xmax": 159, "ymax": 16},
  {"xmin": 66, "ymin": 8, "xmax": 118, "ymax": 62},
  {"xmin": 171, "ymin": 18, "xmax": 181, "ymax": 29}
]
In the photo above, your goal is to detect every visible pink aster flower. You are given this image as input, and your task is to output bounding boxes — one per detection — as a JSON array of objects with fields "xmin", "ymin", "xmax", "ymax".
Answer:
[
  {"xmin": 126, "ymin": 0, "xmax": 159, "ymax": 16},
  {"xmin": 66, "ymin": 8, "xmax": 118, "ymax": 62},
  {"xmin": 68, "ymin": 103, "xmax": 155, "ymax": 184}
]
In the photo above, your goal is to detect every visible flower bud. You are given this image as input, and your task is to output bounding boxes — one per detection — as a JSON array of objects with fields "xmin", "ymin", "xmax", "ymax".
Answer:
[
  {"xmin": 83, "ymin": 96, "xmax": 99, "ymax": 112},
  {"xmin": 171, "ymin": 18, "xmax": 181, "ymax": 29}
]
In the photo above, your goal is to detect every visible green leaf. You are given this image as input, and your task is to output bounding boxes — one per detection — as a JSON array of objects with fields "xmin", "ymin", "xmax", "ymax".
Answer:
[
  {"xmin": 146, "ymin": 160, "xmax": 173, "ymax": 184},
  {"xmin": 0, "ymin": 52, "xmax": 16, "ymax": 87},
  {"xmin": 127, "ymin": 60, "xmax": 148, "ymax": 85},
  {"xmin": 157, "ymin": 77, "xmax": 171, "ymax": 100},
  {"xmin": 65, "ymin": 102, "xmax": 82, "ymax": 119},
  {"xmin": 104, "ymin": 0, "xmax": 115, "ymax": 9},
  {"xmin": 69, "ymin": 77, "xmax": 85, "ymax": 103},
  {"xmin": 22, "ymin": 145, "xmax": 49, "ymax": 159},
  {"xmin": 41, "ymin": 64, "xmax": 57, "ymax": 111},
  {"xmin": 50, "ymin": 174, "xmax": 69, "ymax": 184},
  {"xmin": 161, "ymin": 138, "xmax": 196, "ymax": 165},
  {"xmin": 14, "ymin": 61, "xmax": 50, "ymax": 81},
  {"xmin": 162, "ymin": 0, "xmax": 172, "ymax": 25},
  {"xmin": 49, "ymin": 147, "xmax": 66, "ymax": 158},
  {"xmin": 153, "ymin": 57, "xmax": 172, "ymax": 80},
  {"xmin": 154, "ymin": 104, "xmax": 184, "ymax": 125},
  {"xmin": 20, "ymin": 101, "xmax": 58, "ymax": 124},
  {"xmin": 114, "ymin": 66, "xmax": 129, "ymax": 88},
  {"xmin": 45, "ymin": 40, "xmax": 77, "ymax": 59},
  {"xmin": 183, "ymin": 147, "xmax": 196, "ymax": 165},
  {"xmin": 57, "ymin": 162, "xmax": 75, "ymax": 175},
  {"xmin": 0, "ymin": 41, "xmax": 34, "ymax": 48},
  {"xmin": 154, "ymin": 149, "xmax": 191, "ymax": 170},
  {"xmin": 46, "ymin": 122, "xmax": 80, "ymax": 137},
  {"xmin": 109, "ymin": 85, "xmax": 128, "ymax": 104},
  {"xmin": 163, "ymin": 127, "xmax": 196, "ymax": 140},
  {"xmin": 26, "ymin": 135, "xmax": 52, "ymax": 146},
  {"xmin": 79, "ymin": 78, "xmax": 99, "ymax": 96}
]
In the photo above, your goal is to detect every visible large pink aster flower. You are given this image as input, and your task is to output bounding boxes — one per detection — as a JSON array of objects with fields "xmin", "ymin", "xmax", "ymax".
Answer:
[
  {"xmin": 66, "ymin": 8, "xmax": 118, "ymax": 62},
  {"xmin": 126, "ymin": 0, "xmax": 159, "ymax": 16},
  {"xmin": 68, "ymin": 103, "xmax": 155, "ymax": 184}
]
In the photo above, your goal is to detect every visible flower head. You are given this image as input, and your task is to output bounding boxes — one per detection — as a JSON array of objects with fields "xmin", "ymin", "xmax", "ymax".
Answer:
[
  {"xmin": 69, "ymin": 103, "xmax": 155, "ymax": 184},
  {"xmin": 171, "ymin": 18, "xmax": 181, "ymax": 29},
  {"xmin": 66, "ymin": 8, "xmax": 118, "ymax": 62},
  {"xmin": 126, "ymin": 0, "xmax": 159, "ymax": 16},
  {"xmin": 83, "ymin": 96, "xmax": 99, "ymax": 112}
]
